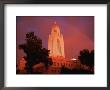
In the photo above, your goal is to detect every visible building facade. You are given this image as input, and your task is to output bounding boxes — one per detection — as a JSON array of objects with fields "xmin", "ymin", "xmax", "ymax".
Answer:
[
  {"xmin": 47, "ymin": 22, "xmax": 79, "ymax": 74},
  {"xmin": 48, "ymin": 21, "xmax": 65, "ymax": 57}
]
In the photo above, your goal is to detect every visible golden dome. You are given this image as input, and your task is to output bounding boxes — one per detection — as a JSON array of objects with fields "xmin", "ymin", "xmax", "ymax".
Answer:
[{"xmin": 51, "ymin": 21, "xmax": 60, "ymax": 34}]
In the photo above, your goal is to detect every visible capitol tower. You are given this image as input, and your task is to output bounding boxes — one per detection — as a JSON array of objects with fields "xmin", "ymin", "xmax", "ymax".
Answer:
[{"xmin": 48, "ymin": 22, "xmax": 65, "ymax": 58}]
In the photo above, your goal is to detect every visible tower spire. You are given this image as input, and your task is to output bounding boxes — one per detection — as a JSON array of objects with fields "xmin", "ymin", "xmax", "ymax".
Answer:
[
  {"xmin": 54, "ymin": 21, "xmax": 56, "ymax": 24},
  {"xmin": 48, "ymin": 22, "xmax": 65, "ymax": 57}
]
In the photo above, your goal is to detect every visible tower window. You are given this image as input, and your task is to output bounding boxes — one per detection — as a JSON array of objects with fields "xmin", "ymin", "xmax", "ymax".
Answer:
[{"xmin": 54, "ymin": 29, "xmax": 57, "ymax": 32}]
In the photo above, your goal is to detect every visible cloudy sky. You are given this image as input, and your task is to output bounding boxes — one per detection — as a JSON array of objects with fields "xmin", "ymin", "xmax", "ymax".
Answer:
[{"xmin": 16, "ymin": 16, "xmax": 94, "ymax": 61}]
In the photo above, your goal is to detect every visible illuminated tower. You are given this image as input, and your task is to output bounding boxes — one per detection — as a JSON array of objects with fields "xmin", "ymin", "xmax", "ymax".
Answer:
[{"xmin": 48, "ymin": 22, "xmax": 65, "ymax": 58}]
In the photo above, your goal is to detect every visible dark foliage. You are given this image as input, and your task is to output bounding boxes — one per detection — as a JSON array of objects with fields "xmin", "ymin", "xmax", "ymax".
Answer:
[
  {"xmin": 60, "ymin": 49, "xmax": 94, "ymax": 74},
  {"xmin": 18, "ymin": 32, "xmax": 53, "ymax": 74},
  {"xmin": 78, "ymin": 49, "xmax": 94, "ymax": 71},
  {"xmin": 60, "ymin": 66, "xmax": 93, "ymax": 74}
]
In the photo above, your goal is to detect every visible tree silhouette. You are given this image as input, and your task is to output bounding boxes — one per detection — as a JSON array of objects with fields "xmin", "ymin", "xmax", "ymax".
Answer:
[
  {"xmin": 78, "ymin": 49, "xmax": 94, "ymax": 72},
  {"xmin": 89, "ymin": 50, "xmax": 94, "ymax": 71},
  {"xmin": 78, "ymin": 49, "xmax": 89, "ymax": 65},
  {"xmin": 19, "ymin": 32, "xmax": 52, "ymax": 74}
]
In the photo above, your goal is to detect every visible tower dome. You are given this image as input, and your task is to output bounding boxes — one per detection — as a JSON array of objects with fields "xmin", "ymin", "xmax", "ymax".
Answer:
[{"xmin": 51, "ymin": 21, "xmax": 60, "ymax": 36}]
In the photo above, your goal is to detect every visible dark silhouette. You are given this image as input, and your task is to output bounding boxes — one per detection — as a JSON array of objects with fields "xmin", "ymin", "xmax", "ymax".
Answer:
[
  {"xmin": 78, "ymin": 49, "xmax": 94, "ymax": 72},
  {"xmin": 18, "ymin": 32, "xmax": 53, "ymax": 74},
  {"xmin": 60, "ymin": 66, "xmax": 93, "ymax": 74}
]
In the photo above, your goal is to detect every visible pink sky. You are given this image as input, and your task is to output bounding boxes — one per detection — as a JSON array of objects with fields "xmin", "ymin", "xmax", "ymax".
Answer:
[{"xmin": 16, "ymin": 16, "xmax": 94, "ymax": 60}]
